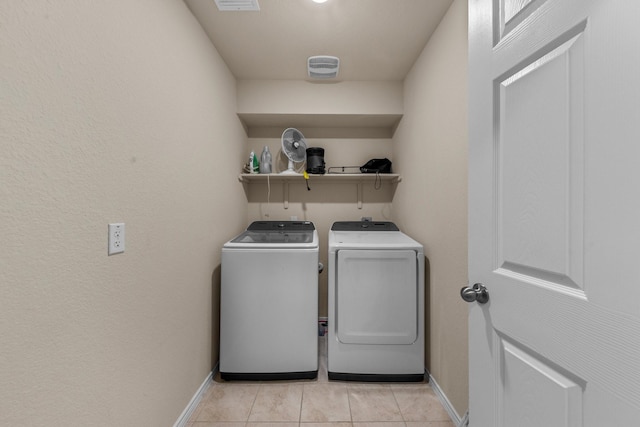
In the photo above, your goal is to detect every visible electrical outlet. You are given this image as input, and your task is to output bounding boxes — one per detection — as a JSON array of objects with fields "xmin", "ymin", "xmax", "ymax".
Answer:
[{"xmin": 108, "ymin": 223, "xmax": 125, "ymax": 255}]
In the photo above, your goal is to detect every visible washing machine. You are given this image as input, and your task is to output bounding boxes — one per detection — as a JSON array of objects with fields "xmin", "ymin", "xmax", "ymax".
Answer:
[
  {"xmin": 220, "ymin": 221, "xmax": 319, "ymax": 380},
  {"xmin": 328, "ymin": 221, "xmax": 424, "ymax": 382}
]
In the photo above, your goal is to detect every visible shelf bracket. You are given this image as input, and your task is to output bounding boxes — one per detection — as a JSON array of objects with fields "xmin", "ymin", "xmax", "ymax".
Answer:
[
  {"xmin": 283, "ymin": 181, "xmax": 289, "ymax": 209},
  {"xmin": 357, "ymin": 182, "xmax": 363, "ymax": 209}
]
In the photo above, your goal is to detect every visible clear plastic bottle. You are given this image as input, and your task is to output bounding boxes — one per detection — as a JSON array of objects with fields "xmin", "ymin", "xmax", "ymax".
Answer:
[{"xmin": 259, "ymin": 146, "xmax": 272, "ymax": 174}]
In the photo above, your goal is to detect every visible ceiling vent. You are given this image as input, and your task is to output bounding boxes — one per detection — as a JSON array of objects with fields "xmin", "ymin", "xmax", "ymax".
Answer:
[
  {"xmin": 214, "ymin": 0, "xmax": 260, "ymax": 11},
  {"xmin": 308, "ymin": 56, "xmax": 340, "ymax": 79}
]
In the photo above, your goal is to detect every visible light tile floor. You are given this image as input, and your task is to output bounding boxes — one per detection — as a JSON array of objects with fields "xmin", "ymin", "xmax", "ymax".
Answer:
[{"xmin": 187, "ymin": 337, "xmax": 455, "ymax": 427}]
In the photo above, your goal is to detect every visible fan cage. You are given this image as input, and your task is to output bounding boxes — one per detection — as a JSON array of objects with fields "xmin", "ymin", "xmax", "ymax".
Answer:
[{"xmin": 282, "ymin": 128, "xmax": 307, "ymax": 163}]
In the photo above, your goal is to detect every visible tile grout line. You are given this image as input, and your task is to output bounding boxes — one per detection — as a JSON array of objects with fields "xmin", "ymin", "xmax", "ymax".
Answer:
[
  {"xmin": 350, "ymin": 382, "xmax": 353, "ymax": 426},
  {"xmin": 246, "ymin": 383, "xmax": 261, "ymax": 424},
  {"xmin": 390, "ymin": 385, "xmax": 408, "ymax": 427},
  {"xmin": 298, "ymin": 382, "xmax": 304, "ymax": 425}
]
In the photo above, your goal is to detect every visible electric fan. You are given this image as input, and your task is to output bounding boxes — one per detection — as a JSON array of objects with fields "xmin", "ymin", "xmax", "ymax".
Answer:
[{"xmin": 280, "ymin": 128, "xmax": 308, "ymax": 175}]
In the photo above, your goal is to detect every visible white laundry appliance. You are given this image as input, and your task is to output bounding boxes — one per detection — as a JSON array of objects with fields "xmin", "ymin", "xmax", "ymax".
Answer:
[
  {"xmin": 220, "ymin": 221, "xmax": 319, "ymax": 380},
  {"xmin": 328, "ymin": 221, "xmax": 425, "ymax": 382}
]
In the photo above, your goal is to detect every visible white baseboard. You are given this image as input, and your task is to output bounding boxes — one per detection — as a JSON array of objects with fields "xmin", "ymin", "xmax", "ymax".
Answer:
[
  {"xmin": 173, "ymin": 366, "xmax": 216, "ymax": 427},
  {"xmin": 428, "ymin": 372, "xmax": 468, "ymax": 427}
]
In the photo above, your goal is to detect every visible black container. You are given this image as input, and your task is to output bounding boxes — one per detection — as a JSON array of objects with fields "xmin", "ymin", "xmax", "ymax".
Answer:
[{"xmin": 306, "ymin": 147, "xmax": 325, "ymax": 174}]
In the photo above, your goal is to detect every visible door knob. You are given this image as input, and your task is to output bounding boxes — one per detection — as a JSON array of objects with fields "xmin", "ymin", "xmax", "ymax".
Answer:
[{"xmin": 460, "ymin": 283, "xmax": 489, "ymax": 304}]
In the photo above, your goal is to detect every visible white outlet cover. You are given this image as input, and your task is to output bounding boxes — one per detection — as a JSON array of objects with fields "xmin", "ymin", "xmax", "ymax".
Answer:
[{"xmin": 108, "ymin": 223, "xmax": 125, "ymax": 255}]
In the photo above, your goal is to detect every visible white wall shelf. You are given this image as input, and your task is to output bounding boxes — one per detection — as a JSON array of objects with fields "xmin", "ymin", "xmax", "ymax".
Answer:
[
  {"xmin": 238, "ymin": 173, "xmax": 401, "ymax": 209},
  {"xmin": 238, "ymin": 173, "xmax": 401, "ymax": 184}
]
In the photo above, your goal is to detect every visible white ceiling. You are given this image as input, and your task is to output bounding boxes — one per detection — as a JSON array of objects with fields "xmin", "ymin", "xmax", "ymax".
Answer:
[{"xmin": 184, "ymin": 0, "xmax": 454, "ymax": 82}]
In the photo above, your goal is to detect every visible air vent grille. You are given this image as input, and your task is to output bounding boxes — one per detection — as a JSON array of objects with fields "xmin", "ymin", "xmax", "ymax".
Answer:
[
  {"xmin": 308, "ymin": 56, "xmax": 340, "ymax": 79},
  {"xmin": 214, "ymin": 0, "xmax": 260, "ymax": 11}
]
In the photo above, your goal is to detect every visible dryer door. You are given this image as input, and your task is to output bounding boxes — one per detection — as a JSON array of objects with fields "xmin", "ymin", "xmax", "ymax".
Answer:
[{"xmin": 336, "ymin": 249, "xmax": 418, "ymax": 345}]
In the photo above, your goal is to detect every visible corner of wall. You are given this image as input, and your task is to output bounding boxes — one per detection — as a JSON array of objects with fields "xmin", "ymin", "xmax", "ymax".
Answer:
[{"xmin": 391, "ymin": 0, "xmax": 469, "ymax": 416}]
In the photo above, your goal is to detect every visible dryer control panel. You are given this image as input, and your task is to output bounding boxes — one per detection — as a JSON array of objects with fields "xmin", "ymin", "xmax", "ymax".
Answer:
[{"xmin": 331, "ymin": 221, "xmax": 399, "ymax": 231}]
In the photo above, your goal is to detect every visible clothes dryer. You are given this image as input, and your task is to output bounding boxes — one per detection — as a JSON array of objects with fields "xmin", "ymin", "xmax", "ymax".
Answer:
[
  {"xmin": 220, "ymin": 221, "xmax": 319, "ymax": 380},
  {"xmin": 328, "ymin": 221, "xmax": 424, "ymax": 381}
]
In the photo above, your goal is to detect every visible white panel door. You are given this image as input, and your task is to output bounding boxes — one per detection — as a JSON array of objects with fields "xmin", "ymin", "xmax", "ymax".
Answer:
[
  {"xmin": 336, "ymin": 249, "xmax": 418, "ymax": 345},
  {"xmin": 468, "ymin": 0, "xmax": 640, "ymax": 426}
]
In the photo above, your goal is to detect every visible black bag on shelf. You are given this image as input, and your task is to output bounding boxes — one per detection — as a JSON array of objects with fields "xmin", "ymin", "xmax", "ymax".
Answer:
[{"xmin": 360, "ymin": 158, "xmax": 392, "ymax": 174}]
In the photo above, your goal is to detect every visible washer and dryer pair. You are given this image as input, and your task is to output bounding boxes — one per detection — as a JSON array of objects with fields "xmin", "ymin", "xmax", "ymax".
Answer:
[{"xmin": 220, "ymin": 220, "xmax": 424, "ymax": 382}]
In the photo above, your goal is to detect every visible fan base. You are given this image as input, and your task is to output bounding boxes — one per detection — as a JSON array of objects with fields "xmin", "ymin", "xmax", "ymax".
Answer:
[
  {"xmin": 279, "ymin": 169, "xmax": 301, "ymax": 175},
  {"xmin": 279, "ymin": 159, "xmax": 302, "ymax": 175}
]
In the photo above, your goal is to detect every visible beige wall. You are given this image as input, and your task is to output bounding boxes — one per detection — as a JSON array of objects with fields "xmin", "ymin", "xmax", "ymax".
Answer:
[
  {"xmin": 0, "ymin": 1, "xmax": 247, "ymax": 426},
  {"xmin": 392, "ymin": 0, "xmax": 469, "ymax": 417}
]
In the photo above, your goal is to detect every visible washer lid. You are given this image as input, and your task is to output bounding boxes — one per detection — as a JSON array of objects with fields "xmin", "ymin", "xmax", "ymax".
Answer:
[
  {"xmin": 225, "ymin": 221, "xmax": 318, "ymax": 248},
  {"xmin": 231, "ymin": 230, "xmax": 314, "ymax": 244},
  {"xmin": 248, "ymin": 221, "xmax": 315, "ymax": 231}
]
